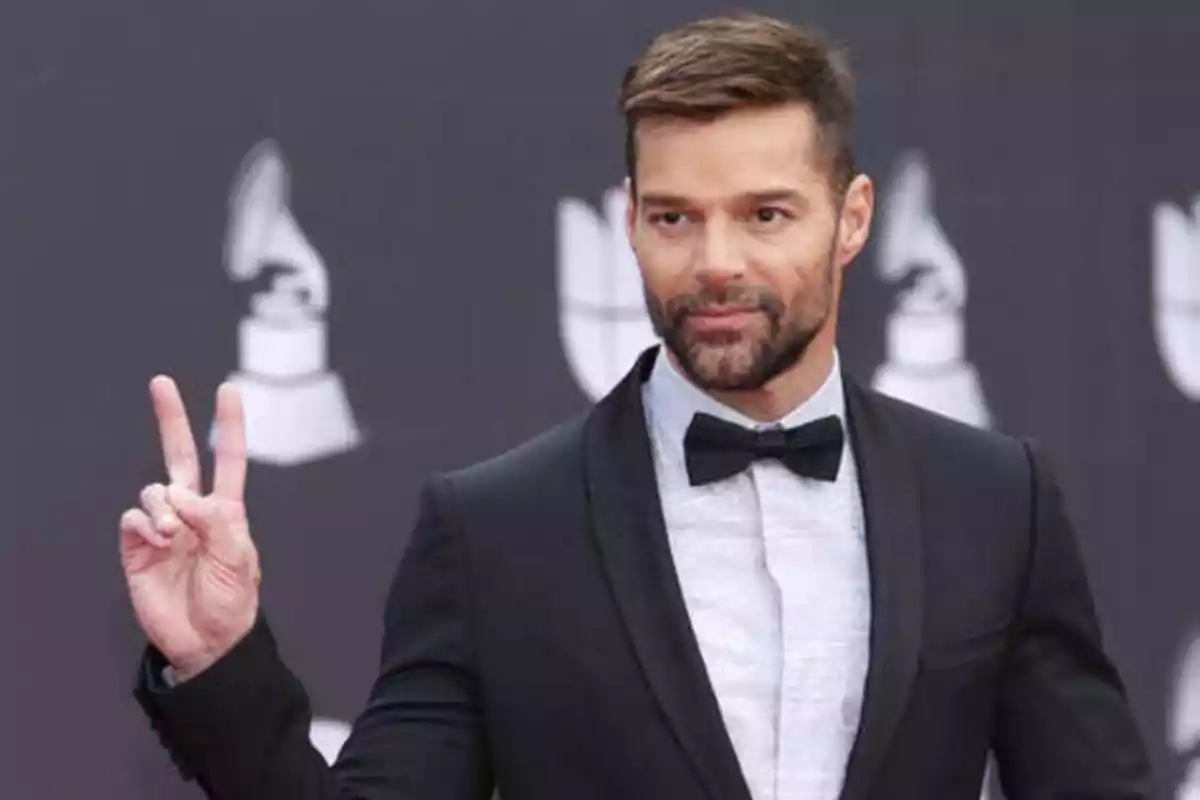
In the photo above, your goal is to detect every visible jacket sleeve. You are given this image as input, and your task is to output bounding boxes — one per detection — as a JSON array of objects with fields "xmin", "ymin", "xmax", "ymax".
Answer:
[
  {"xmin": 133, "ymin": 475, "xmax": 494, "ymax": 800},
  {"xmin": 991, "ymin": 442, "xmax": 1155, "ymax": 798}
]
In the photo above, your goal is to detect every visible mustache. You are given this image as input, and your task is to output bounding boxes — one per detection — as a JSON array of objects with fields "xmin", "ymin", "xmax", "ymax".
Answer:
[{"xmin": 661, "ymin": 285, "xmax": 785, "ymax": 323}]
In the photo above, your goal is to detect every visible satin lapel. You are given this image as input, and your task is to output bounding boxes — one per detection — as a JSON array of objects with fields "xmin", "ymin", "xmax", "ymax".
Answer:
[
  {"xmin": 583, "ymin": 347, "xmax": 753, "ymax": 800},
  {"xmin": 839, "ymin": 379, "xmax": 925, "ymax": 800}
]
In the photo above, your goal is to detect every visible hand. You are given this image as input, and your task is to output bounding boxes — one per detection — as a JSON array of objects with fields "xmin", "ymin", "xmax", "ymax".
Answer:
[{"xmin": 120, "ymin": 376, "xmax": 260, "ymax": 681}]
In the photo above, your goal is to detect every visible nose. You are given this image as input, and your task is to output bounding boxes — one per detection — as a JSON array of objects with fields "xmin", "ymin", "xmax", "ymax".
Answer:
[{"xmin": 693, "ymin": 218, "xmax": 745, "ymax": 285}]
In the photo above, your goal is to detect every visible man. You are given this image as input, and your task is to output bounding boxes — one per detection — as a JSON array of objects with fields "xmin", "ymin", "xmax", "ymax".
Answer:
[{"xmin": 122, "ymin": 12, "xmax": 1154, "ymax": 800}]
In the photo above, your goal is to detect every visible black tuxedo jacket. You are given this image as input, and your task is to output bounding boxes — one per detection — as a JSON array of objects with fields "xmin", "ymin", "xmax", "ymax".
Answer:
[{"xmin": 135, "ymin": 347, "xmax": 1154, "ymax": 799}]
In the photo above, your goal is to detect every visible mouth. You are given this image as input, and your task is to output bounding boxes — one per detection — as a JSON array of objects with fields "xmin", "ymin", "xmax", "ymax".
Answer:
[
  {"xmin": 689, "ymin": 304, "xmax": 760, "ymax": 317},
  {"xmin": 684, "ymin": 306, "xmax": 762, "ymax": 335}
]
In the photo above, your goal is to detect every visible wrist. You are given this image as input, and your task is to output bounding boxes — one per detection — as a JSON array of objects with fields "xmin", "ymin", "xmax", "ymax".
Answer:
[
  {"xmin": 168, "ymin": 608, "xmax": 259, "ymax": 683},
  {"xmin": 169, "ymin": 650, "xmax": 219, "ymax": 684}
]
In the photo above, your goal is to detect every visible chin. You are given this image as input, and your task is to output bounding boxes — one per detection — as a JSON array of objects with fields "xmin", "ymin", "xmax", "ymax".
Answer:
[{"xmin": 681, "ymin": 340, "xmax": 766, "ymax": 390}]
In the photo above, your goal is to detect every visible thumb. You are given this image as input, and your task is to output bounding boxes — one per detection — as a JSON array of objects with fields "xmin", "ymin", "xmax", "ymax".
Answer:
[{"xmin": 166, "ymin": 484, "xmax": 250, "ymax": 567}]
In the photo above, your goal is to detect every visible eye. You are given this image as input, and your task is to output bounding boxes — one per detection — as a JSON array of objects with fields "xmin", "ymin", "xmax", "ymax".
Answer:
[
  {"xmin": 754, "ymin": 206, "xmax": 789, "ymax": 224},
  {"xmin": 649, "ymin": 211, "xmax": 686, "ymax": 227}
]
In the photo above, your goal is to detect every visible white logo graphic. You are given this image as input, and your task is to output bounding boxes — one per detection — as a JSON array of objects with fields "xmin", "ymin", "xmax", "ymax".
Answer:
[
  {"xmin": 309, "ymin": 716, "xmax": 352, "ymax": 766},
  {"xmin": 212, "ymin": 139, "xmax": 362, "ymax": 466},
  {"xmin": 1170, "ymin": 630, "xmax": 1200, "ymax": 798},
  {"xmin": 557, "ymin": 185, "xmax": 658, "ymax": 401},
  {"xmin": 1153, "ymin": 195, "xmax": 1200, "ymax": 401},
  {"xmin": 872, "ymin": 152, "xmax": 992, "ymax": 428},
  {"xmin": 980, "ymin": 756, "xmax": 1006, "ymax": 800}
]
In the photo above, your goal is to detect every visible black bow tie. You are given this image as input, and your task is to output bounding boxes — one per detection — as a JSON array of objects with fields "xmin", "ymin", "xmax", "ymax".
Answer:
[{"xmin": 682, "ymin": 412, "xmax": 845, "ymax": 487}]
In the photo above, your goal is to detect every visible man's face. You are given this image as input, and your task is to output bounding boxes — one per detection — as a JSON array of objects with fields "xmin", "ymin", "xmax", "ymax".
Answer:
[{"xmin": 627, "ymin": 102, "xmax": 869, "ymax": 391}]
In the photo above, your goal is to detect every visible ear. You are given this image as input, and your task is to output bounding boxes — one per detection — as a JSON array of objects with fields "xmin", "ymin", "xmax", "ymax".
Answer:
[{"xmin": 835, "ymin": 174, "xmax": 874, "ymax": 269}]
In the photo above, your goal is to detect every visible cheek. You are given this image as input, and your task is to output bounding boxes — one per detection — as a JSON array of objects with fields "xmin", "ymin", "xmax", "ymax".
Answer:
[
  {"xmin": 749, "ymin": 237, "xmax": 825, "ymax": 292},
  {"xmin": 747, "ymin": 250, "xmax": 835, "ymax": 317},
  {"xmin": 633, "ymin": 237, "xmax": 692, "ymax": 293}
]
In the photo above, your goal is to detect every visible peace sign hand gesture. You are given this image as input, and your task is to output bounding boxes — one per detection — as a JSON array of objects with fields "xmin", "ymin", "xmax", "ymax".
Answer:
[{"xmin": 120, "ymin": 376, "xmax": 261, "ymax": 682}]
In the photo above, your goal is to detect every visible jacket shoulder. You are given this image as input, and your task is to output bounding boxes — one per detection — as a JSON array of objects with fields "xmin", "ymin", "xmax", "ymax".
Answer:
[
  {"xmin": 859, "ymin": 385, "xmax": 1034, "ymax": 484},
  {"xmin": 437, "ymin": 410, "xmax": 590, "ymax": 506}
]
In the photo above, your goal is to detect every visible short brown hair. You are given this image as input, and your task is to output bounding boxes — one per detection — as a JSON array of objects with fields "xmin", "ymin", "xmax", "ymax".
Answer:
[{"xmin": 619, "ymin": 12, "xmax": 856, "ymax": 199}]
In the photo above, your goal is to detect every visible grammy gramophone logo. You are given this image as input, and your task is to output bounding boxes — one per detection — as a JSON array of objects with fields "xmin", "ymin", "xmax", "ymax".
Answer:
[
  {"xmin": 557, "ymin": 184, "xmax": 659, "ymax": 402},
  {"xmin": 1169, "ymin": 630, "xmax": 1200, "ymax": 798},
  {"xmin": 872, "ymin": 151, "xmax": 992, "ymax": 429},
  {"xmin": 1153, "ymin": 194, "xmax": 1200, "ymax": 402},
  {"xmin": 210, "ymin": 139, "xmax": 362, "ymax": 466}
]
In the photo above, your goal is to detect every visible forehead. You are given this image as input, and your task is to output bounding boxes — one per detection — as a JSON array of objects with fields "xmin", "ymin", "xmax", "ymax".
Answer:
[{"xmin": 633, "ymin": 102, "xmax": 827, "ymax": 198}]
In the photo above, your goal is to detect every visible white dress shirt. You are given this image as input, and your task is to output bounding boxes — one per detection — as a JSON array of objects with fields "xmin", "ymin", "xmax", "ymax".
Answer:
[{"xmin": 641, "ymin": 349, "xmax": 871, "ymax": 800}]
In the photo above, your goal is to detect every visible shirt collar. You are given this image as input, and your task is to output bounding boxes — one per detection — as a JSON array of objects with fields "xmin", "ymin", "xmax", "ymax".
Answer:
[{"xmin": 643, "ymin": 346, "xmax": 847, "ymax": 458}]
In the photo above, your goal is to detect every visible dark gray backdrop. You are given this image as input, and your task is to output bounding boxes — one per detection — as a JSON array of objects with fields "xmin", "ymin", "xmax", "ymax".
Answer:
[{"xmin": 4, "ymin": 1, "xmax": 1197, "ymax": 798}]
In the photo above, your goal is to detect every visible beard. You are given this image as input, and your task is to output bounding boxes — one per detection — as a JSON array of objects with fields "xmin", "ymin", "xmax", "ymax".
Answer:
[{"xmin": 645, "ymin": 252, "xmax": 835, "ymax": 392}]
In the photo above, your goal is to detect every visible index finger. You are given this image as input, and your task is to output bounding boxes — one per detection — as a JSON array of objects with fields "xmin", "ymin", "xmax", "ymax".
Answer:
[
  {"xmin": 149, "ymin": 375, "xmax": 201, "ymax": 492},
  {"xmin": 211, "ymin": 381, "xmax": 247, "ymax": 501}
]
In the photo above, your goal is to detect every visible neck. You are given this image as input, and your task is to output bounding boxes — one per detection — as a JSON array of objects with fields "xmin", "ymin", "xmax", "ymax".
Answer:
[{"xmin": 669, "ymin": 339, "xmax": 837, "ymax": 423}]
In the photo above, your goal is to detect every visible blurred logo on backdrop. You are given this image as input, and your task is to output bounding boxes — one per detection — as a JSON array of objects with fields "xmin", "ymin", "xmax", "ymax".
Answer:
[
  {"xmin": 557, "ymin": 184, "xmax": 658, "ymax": 402},
  {"xmin": 212, "ymin": 139, "xmax": 362, "ymax": 466},
  {"xmin": 980, "ymin": 757, "xmax": 1006, "ymax": 800},
  {"xmin": 872, "ymin": 151, "xmax": 992, "ymax": 429},
  {"xmin": 1152, "ymin": 194, "xmax": 1200, "ymax": 402},
  {"xmin": 310, "ymin": 717, "xmax": 352, "ymax": 766},
  {"xmin": 1170, "ymin": 630, "xmax": 1200, "ymax": 798}
]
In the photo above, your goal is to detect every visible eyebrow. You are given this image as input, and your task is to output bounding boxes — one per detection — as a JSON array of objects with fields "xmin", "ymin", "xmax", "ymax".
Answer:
[{"xmin": 638, "ymin": 188, "xmax": 808, "ymax": 208}]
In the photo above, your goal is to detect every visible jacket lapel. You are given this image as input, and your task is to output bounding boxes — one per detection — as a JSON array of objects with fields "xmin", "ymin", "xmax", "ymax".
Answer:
[
  {"xmin": 838, "ymin": 378, "xmax": 925, "ymax": 800},
  {"xmin": 583, "ymin": 346, "xmax": 754, "ymax": 800}
]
